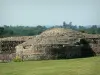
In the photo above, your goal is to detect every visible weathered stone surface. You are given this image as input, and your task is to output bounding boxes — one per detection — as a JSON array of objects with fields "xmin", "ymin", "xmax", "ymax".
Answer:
[
  {"xmin": 0, "ymin": 28, "xmax": 100, "ymax": 61},
  {"xmin": 15, "ymin": 28, "xmax": 86, "ymax": 60},
  {"xmin": 0, "ymin": 36, "xmax": 34, "ymax": 60}
]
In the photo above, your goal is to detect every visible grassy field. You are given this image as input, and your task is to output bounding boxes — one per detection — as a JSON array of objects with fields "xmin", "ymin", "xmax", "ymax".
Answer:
[{"xmin": 0, "ymin": 56, "xmax": 100, "ymax": 75}]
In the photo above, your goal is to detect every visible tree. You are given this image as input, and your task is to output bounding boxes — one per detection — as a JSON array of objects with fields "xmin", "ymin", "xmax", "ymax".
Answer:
[
  {"xmin": 69, "ymin": 22, "xmax": 72, "ymax": 26},
  {"xmin": 63, "ymin": 21, "xmax": 67, "ymax": 27},
  {"xmin": 88, "ymin": 25, "xmax": 98, "ymax": 34},
  {"xmin": 0, "ymin": 27, "xmax": 4, "ymax": 35}
]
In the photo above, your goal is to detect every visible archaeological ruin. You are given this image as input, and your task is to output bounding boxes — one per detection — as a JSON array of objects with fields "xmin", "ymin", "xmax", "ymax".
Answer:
[
  {"xmin": 0, "ymin": 36, "xmax": 34, "ymax": 61},
  {"xmin": 0, "ymin": 28, "xmax": 100, "ymax": 61},
  {"xmin": 16, "ymin": 28, "xmax": 100, "ymax": 60}
]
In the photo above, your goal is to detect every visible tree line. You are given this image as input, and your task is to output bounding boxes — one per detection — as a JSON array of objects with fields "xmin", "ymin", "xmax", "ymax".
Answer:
[
  {"xmin": 0, "ymin": 25, "xmax": 47, "ymax": 37},
  {"xmin": 0, "ymin": 22, "xmax": 100, "ymax": 37}
]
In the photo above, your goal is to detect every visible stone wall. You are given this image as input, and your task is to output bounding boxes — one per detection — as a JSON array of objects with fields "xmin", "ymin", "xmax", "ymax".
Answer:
[
  {"xmin": 0, "ymin": 41, "xmax": 24, "ymax": 53},
  {"xmin": 16, "ymin": 44, "xmax": 81, "ymax": 60},
  {"xmin": 0, "ymin": 53, "xmax": 16, "ymax": 62},
  {"xmin": 15, "ymin": 38, "xmax": 100, "ymax": 61},
  {"xmin": 86, "ymin": 38, "xmax": 100, "ymax": 55},
  {"xmin": 0, "ymin": 40, "xmax": 25, "ymax": 61}
]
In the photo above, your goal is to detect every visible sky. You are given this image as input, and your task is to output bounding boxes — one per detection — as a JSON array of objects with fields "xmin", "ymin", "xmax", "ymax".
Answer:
[{"xmin": 0, "ymin": 0, "xmax": 100, "ymax": 26}]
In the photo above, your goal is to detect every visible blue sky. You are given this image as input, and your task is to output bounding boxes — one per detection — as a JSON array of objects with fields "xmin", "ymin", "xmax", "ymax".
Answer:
[{"xmin": 0, "ymin": 0, "xmax": 100, "ymax": 26}]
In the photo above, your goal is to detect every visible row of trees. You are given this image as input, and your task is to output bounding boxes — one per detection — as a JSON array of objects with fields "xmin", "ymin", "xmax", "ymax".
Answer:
[
  {"xmin": 0, "ymin": 22, "xmax": 100, "ymax": 37},
  {"xmin": 52, "ymin": 22, "xmax": 100, "ymax": 34},
  {"xmin": 0, "ymin": 25, "xmax": 47, "ymax": 37}
]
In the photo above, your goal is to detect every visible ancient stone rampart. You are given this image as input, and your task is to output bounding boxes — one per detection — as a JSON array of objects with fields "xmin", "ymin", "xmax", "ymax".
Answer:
[
  {"xmin": 16, "ymin": 44, "xmax": 81, "ymax": 60},
  {"xmin": 0, "ymin": 36, "xmax": 34, "ymax": 61},
  {"xmin": 85, "ymin": 38, "xmax": 100, "ymax": 55}
]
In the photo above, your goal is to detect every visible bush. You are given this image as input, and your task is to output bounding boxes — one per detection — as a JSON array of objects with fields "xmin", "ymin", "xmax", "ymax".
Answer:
[
  {"xmin": 79, "ymin": 30, "xmax": 86, "ymax": 33},
  {"xmin": 13, "ymin": 56, "xmax": 22, "ymax": 62}
]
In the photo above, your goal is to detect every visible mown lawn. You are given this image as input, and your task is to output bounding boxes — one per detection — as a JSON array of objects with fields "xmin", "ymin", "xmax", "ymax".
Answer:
[{"xmin": 0, "ymin": 56, "xmax": 100, "ymax": 75}]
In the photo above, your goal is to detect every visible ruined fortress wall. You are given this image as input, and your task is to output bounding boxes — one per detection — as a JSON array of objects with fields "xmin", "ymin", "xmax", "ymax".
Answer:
[
  {"xmin": 85, "ymin": 38, "xmax": 100, "ymax": 56},
  {"xmin": 16, "ymin": 44, "xmax": 81, "ymax": 60},
  {"xmin": 91, "ymin": 45, "xmax": 100, "ymax": 56},
  {"xmin": 0, "ymin": 36, "xmax": 34, "ymax": 53},
  {"xmin": 0, "ymin": 41, "xmax": 25, "ymax": 53},
  {"xmin": 0, "ymin": 40, "xmax": 25, "ymax": 61}
]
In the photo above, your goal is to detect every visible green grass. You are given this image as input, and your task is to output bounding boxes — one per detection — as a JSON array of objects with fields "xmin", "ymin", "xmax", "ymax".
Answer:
[{"xmin": 0, "ymin": 56, "xmax": 100, "ymax": 75}]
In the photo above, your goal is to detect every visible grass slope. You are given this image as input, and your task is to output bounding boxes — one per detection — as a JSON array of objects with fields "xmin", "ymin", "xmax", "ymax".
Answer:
[{"xmin": 0, "ymin": 56, "xmax": 100, "ymax": 75}]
